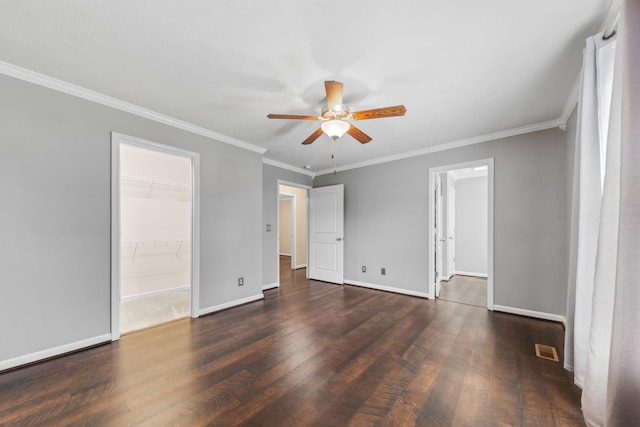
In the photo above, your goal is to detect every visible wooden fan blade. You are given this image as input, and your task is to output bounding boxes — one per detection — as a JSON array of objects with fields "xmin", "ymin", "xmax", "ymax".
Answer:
[
  {"xmin": 302, "ymin": 128, "xmax": 324, "ymax": 145},
  {"xmin": 347, "ymin": 124, "xmax": 373, "ymax": 144},
  {"xmin": 267, "ymin": 114, "xmax": 319, "ymax": 120},
  {"xmin": 325, "ymin": 80, "xmax": 344, "ymax": 110},
  {"xmin": 351, "ymin": 105, "xmax": 407, "ymax": 120}
]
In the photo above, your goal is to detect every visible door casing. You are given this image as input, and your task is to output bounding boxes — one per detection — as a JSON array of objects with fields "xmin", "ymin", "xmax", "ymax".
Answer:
[
  {"xmin": 111, "ymin": 132, "xmax": 201, "ymax": 341},
  {"xmin": 428, "ymin": 159, "xmax": 494, "ymax": 308},
  {"xmin": 276, "ymin": 180, "xmax": 311, "ymax": 286}
]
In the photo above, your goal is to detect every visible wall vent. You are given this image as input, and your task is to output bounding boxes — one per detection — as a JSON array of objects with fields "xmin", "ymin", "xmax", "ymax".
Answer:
[{"xmin": 535, "ymin": 344, "xmax": 559, "ymax": 362}]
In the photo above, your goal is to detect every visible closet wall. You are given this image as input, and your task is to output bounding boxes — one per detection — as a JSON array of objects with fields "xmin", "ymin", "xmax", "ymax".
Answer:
[
  {"xmin": 279, "ymin": 198, "xmax": 292, "ymax": 256},
  {"xmin": 455, "ymin": 176, "xmax": 488, "ymax": 276},
  {"xmin": 120, "ymin": 144, "xmax": 192, "ymax": 298}
]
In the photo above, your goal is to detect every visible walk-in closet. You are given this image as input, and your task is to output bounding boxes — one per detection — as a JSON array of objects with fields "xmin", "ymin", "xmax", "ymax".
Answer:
[{"xmin": 119, "ymin": 143, "xmax": 192, "ymax": 333}]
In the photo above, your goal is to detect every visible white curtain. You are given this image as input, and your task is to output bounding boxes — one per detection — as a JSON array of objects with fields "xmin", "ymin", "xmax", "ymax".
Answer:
[
  {"xmin": 604, "ymin": 1, "xmax": 640, "ymax": 423},
  {"xmin": 566, "ymin": 32, "xmax": 616, "ymax": 389},
  {"xmin": 566, "ymin": 0, "xmax": 640, "ymax": 425}
]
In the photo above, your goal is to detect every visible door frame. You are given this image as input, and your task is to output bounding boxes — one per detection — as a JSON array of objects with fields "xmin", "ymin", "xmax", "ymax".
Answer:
[
  {"xmin": 427, "ymin": 158, "xmax": 494, "ymax": 309},
  {"xmin": 276, "ymin": 180, "xmax": 311, "ymax": 286},
  {"xmin": 434, "ymin": 173, "xmax": 444, "ymax": 297},
  {"xmin": 111, "ymin": 132, "xmax": 201, "ymax": 341}
]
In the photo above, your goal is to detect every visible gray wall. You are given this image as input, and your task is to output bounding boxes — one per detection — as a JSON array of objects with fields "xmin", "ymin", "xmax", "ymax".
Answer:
[
  {"xmin": 455, "ymin": 176, "xmax": 488, "ymax": 275},
  {"xmin": 315, "ymin": 128, "xmax": 568, "ymax": 316},
  {"xmin": 0, "ymin": 74, "xmax": 263, "ymax": 362},
  {"xmin": 262, "ymin": 164, "xmax": 312, "ymax": 286}
]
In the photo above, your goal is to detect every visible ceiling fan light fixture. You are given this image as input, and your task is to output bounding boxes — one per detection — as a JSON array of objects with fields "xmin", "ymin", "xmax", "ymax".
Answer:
[{"xmin": 321, "ymin": 120, "xmax": 350, "ymax": 140}]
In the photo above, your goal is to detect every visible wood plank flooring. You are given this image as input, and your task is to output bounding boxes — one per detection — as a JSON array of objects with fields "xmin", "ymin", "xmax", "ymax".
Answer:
[
  {"xmin": 0, "ymin": 258, "xmax": 584, "ymax": 426},
  {"xmin": 439, "ymin": 275, "xmax": 487, "ymax": 308}
]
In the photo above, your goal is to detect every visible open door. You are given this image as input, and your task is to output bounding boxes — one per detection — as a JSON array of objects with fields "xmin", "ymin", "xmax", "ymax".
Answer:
[
  {"xmin": 446, "ymin": 180, "xmax": 456, "ymax": 278},
  {"xmin": 434, "ymin": 173, "xmax": 443, "ymax": 297},
  {"xmin": 308, "ymin": 184, "xmax": 344, "ymax": 284}
]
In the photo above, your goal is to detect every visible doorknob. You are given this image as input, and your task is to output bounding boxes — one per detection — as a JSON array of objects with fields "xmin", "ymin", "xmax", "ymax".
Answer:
[{"xmin": 336, "ymin": 237, "xmax": 343, "ymax": 241}]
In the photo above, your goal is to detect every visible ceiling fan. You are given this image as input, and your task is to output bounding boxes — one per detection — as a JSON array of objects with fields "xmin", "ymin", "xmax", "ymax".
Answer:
[{"xmin": 267, "ymin": 80, "xmax": 406, "ymax": 145}]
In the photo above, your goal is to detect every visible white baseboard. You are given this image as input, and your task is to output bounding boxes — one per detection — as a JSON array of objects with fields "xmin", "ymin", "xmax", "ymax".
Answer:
[
  {"xmin": 455, "ymin": 271, "xmax": 488, "ymax": 278},
  {"xmin": 199, "ymin": 293, "xmax": 264, "ymax": 316},
  {"xmin": 121, "ymin": 285, "xmax": 190, "ymax": 302},
  {"xmin": 294, "ymin": 264, "xmax": 307, "ymax": 269},
  {"xmin": 279, "ymin": 253, "xmax": 291, "ymax": 256},
  {"xmin": 344, "ymin": 280, "xmax": 429, "ymax": 299},
  {"xmin": 0, "ymin": 333, "xmax": 111, "ymax": 372},
  {"xmin": 493, "ymin": 305, "xmax": 566, "ymax": 323},
  {"xmin": 262, "ymin": 282, "xmax": 279, "ymax": 291}
]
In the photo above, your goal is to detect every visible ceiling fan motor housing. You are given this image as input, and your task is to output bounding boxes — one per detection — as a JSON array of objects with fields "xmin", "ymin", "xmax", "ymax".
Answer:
[{"xmin": 321, "ymin": 105, "xmax": 351, "ymax": 121}]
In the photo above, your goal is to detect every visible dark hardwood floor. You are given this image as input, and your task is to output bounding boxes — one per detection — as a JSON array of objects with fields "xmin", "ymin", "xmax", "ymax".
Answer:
[
  {"xmin": 0, "ymin": 258, "xmax": 584, "ymax": 426},
  {"xmin": 439, "ymin": 275, "xmax": 487, "ymax": 308}
]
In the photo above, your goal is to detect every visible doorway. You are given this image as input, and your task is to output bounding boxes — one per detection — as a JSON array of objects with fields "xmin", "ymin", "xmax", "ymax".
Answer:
[
  {"xmin": 277, "ymin": 181, "xmax": 310, "ymax": 284},
  {"xmin": 428, "ymin": 159, "xmax": 494, "ymax": 309},
  {"xmin": 111, "ymin": 133, "xmax": 200, "ymax": 340}
]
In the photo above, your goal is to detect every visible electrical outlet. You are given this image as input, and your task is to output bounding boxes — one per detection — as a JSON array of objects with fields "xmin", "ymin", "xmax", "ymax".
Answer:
[
  {"xmin": 362, "ymin": 266, "xmax": 366, "ymax": 273},
  {"xmin": 238, "ymin": 277, "xmax": 244, "ymax": 286},
  {"xmin": 381, "ymin": 268, "xmax": 386, "ymax": 275}
]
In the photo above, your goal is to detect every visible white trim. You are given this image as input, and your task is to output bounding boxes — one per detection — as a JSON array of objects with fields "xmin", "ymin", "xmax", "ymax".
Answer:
[
  {"xmin": 294, "ymin": 264, "xmax": 307, "ymax": 269},
  {"xmin": 121, "ymin": 285, "xmax": 190, "ymax": 302},
  {"xmin": 276, "ymin": 180, "xmax": 312, "ymax": 286},
  {"xmin": 111, "ymin": 133, "xmax": 201, "ymax": 341},
  {"xmin": 345, "ymin": 280, "xmax": 430, "ymax": 299},
  {"xmin": 290, "ymin": 196, "xmax": 297, "ymax": 269},
  {"xmin": 598, "ymin": 0, "xmax": 621, "ymax": 37},
  {"xmin": 199, "ymin": 294, "xmax": 264, "ymax": 316},
  {"xmin": 263, "ymin": 158, "xmax": 315, "ymax": 177},
  {"xmin": 493, "ymin": 305, "xmax": 566, "ymax": 323},
  {"xmin": 454, "ymin": 271, "xmax": 488, "ymax": 278},
  {"xmin": 0, "ymin": 60, "xmax": 265, "ymax": 154},
  {"xmin": 279, "ymin": 252, "xmax": 292, "ymax": 256},
  {"xmin": 278, "ymin": 180, "xmax": 312, "ymax": 190},
  {"xmin": 428, "ymin": 159, "xmax": 495, "ymax": 310},
  {"xmin": 315, "ymin": 120, "xmax": 561, "ymax": 176},
  {"xmin": 262, "ymin": 283, "xmax": 279, "ymax": 291},
  {"xmin": 0, "ymin": 334, "xmax": 111, "ymax": 372},
  {"xmin": 559, "ymin": 74, "xmax": 581, "ymax": 128},
  {"xmin": 111, "ymin": 136, "xmax": 121, "ymax": 341}
]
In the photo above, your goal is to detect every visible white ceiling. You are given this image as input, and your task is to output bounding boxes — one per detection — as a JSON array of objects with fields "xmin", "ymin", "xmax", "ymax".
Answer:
[{"xmin": 0, "ymin": 1, "xmax": 610, "ymax": 173}]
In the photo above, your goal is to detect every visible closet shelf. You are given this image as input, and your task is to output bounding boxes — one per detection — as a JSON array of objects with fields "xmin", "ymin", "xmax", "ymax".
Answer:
[
  {"xmin": 121, "ymin": 175, "xmax": 191, "ymax": 201},
  {"xmin": 121, "ymin": 240, "xmax": 190, "ymax": 259}
]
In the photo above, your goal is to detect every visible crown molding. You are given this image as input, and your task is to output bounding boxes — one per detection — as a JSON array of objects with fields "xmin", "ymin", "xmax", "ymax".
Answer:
[
  {"xmin": 262, "ymin": 157, "xmax": 315, "ymax": 177},
  {"xmin": 314, "ymin": 118, "xmax": 563, "ymax": 176},
  {"xmin": 0, "ymin": 60, "xmax": 266, "ymax": 155}
]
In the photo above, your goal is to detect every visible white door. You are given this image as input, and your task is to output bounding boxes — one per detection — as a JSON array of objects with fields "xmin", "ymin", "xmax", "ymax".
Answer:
[
  {"xmin": 308, "ymin": 184, "xmax": 344, "ymax": 284},
  {"xmin": 446, "ymin": 183, "xmax": 456, "ymax": 276}
]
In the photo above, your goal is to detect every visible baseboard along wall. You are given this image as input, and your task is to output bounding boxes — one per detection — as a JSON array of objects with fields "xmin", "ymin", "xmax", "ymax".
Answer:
[
  {"xmin": 344, "ymin": 280, "xmax": 429, "ymax": 299},
  {"xmin": 0, "ymin": 333, "xmax": 111, "ymax": 372},
  {"xmin": 454, "ymin": 271, "xmax": 488, "ymax": 278},
  {"xmin": 199, "ymin": 293, "xmax": 264, "ymax": 317},
  {"xmin": 262, "ymin": 283, "xmax": 279, "ymax": 291},
  {"xmin": 493, "ymin": 305, "xmax": 566, "ymax": 323}
]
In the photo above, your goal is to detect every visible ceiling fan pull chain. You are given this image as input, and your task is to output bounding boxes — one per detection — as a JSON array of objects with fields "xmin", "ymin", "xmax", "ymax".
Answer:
[{"xmin": 332, "ymin": 140, "xmax": 337, "ymax": 174}]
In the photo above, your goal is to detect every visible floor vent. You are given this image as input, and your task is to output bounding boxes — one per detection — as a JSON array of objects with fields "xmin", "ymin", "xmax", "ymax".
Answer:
[{"xmin": 535, "ymin": 344, "xmax": 559, "ymax": 362}]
